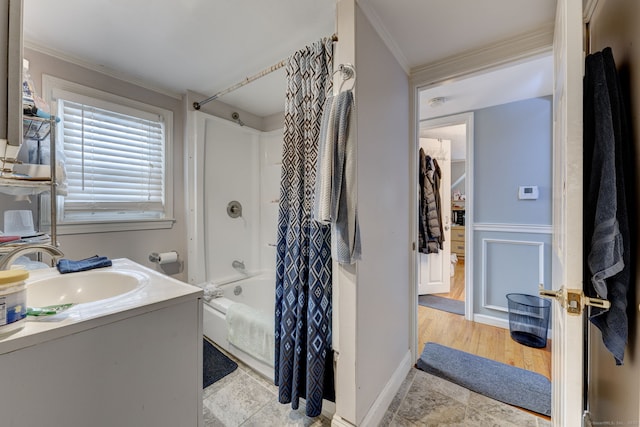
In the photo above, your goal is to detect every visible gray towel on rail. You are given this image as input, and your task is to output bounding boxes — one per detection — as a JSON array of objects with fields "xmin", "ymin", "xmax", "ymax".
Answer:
[
  {"xmin": 584, "ymin": 47, "xmax": 632, "ymax": 365},
  {"xmin": 313, "ymin": 90, "xmax": 361, "ymax": 264}
]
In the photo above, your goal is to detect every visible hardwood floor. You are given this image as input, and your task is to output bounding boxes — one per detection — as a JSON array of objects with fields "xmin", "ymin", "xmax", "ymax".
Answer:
[
  {"xmin": 434, "ymin": 258, "xmax": 465, "ymax": 301},
  {"xmin": 418, "ymin": 306, "xmax": 552, "ymax": 380},
  {"xmin": 418, "ymin": 259, "xmax": 552, "ymax": 380}
]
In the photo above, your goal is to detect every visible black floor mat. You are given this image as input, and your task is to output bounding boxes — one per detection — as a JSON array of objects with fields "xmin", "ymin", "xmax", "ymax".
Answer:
[{"xmin": 203, "ymin": 338, "xmax": 238, "ymax": 388}]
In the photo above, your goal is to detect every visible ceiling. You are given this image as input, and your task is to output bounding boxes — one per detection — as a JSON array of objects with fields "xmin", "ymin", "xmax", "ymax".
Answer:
[{"xmin": 23, "ymin": 0, "xmax": 557, "ymax": 118}]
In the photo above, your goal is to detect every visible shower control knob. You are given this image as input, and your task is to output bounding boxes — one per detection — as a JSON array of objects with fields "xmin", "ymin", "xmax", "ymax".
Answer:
[{"xmin": 227, "ymin": 201, "xmax": 243, "ymax": 218}]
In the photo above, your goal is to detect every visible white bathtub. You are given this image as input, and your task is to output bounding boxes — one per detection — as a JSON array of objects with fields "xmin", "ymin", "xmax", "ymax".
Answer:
[{"xmin": 203, "ymin": 272, "xmax": 275, "ymax": 380}]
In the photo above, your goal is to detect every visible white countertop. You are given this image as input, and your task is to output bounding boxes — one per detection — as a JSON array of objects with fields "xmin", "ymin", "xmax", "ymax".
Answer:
[{"xmin": 0, "ymin": 258, "xmax": 202, "ymax": 355}]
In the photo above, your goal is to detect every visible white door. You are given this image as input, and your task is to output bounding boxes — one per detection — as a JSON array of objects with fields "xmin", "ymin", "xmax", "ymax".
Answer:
[
  {"xmin": 418, "ymin": 138, "xmax": 451, "ymax": 295},
  {"xmin": 549, "ymin": 0, "xmax": 585, "ymax": 425}
]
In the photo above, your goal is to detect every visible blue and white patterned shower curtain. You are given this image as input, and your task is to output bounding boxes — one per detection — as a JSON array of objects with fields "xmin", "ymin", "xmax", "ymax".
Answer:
[{"xmin": 274, "ymin": 38, "xmax": 334, "ymax": 418}]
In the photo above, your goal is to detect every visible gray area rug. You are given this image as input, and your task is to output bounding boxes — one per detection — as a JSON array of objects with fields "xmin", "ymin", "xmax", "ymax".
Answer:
[
  {"xmin": 416, "ymin": 342, "xmax": 551, "ymax": 416},
  {"xmin": 418, "ymin": 294, "xmax": 465, "ymax": 315}
]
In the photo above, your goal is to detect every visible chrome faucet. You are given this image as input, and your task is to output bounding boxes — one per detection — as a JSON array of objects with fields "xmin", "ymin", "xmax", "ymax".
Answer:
[
  {"xmin": 232, "ymin": 260, "xmax": 245, "ymax": 272},
  {"xmin": 0, "ymin": 244, "xmax": 65, "ymax": 270}
]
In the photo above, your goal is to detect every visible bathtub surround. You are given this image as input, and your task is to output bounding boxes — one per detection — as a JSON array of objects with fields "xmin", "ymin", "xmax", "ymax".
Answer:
[
  {"xmin": 186, "ymin": 111, "xmax": 281, "ymax": 379},
  {"xmin": 275, "ymin": 38, "xmax": 334, "ymax": 417}
]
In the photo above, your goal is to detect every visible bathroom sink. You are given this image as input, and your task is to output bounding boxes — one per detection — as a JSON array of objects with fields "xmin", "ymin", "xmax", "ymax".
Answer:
[{"xmin": 26, "ymin": 270, "xmax": 147, "ymax": 307}]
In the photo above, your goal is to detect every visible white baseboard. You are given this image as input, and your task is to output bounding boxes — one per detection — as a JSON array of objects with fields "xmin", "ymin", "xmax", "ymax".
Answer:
[
  {"xmin": 472, "ymin": 313, "xmax": 553, "ymax": 349},
  {"xmin": 331, "ymin": 415, "xmax": 355, "ymax": 427},
  {"xmin": 473, "ymin": 314, "xmax": 509, "ymax": 330},
  {"xmin": 473, "ymin": 313, "xmax": 552, "ymax": 337},
  {"xmin": 419, "ymin": 284, "xmax": 449, "ymax": 295},
  {"xmin": 358, "ymin": 350, "xmax": 412, "ymax": 427},
  {"xmin": 320, "ymin": 399, "xmax": 337, "ymax": 421}
]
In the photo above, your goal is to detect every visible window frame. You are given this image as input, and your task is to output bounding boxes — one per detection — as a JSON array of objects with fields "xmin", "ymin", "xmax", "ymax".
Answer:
[{"xmin": 42, "ymin": 75, "xmax": 175, "ymax": 234}]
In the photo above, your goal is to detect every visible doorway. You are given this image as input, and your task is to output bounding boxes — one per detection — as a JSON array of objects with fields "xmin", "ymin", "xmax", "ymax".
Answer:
[
  {"xmin": 414, "ymin": 109, "xmax": 552, "ymax": 422},
  {"xmin": 417, "ymin": 113, "xmax": 472, "ymax": 320},
  {"xmin": 412, "ymin": 60, "xmax": 554, "ymax": 422}
]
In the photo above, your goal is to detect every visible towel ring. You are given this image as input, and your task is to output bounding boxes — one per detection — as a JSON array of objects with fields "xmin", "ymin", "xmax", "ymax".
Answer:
[{"xmin": 331, "ymin": 63, "xmax": 356, "ymax": 92}]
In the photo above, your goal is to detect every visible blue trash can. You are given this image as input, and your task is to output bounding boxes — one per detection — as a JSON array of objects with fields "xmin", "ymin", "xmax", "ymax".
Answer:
[{"xmin": 506, "ymin": 293, "xmax": 551, "ymax": 348}]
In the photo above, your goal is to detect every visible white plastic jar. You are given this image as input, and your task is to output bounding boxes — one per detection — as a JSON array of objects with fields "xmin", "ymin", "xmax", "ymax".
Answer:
[{"xmin": 0, "ymin": 269, "xmax": 28, "ymax": 336}]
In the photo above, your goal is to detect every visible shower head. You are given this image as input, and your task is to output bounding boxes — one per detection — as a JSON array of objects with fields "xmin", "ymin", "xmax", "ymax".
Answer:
[{"xmin": 231, "ymin": 112, "xmax": 245, "ymax": 127}]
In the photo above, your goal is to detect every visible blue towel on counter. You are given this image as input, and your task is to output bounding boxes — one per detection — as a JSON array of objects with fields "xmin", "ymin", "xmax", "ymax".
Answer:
[{"xmin": 57, "ymin": 255, "xmax": 112, "ymax": 274}]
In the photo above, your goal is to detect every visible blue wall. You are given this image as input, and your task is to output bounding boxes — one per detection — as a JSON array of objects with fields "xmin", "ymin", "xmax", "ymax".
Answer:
[
  {"xmin": 471, "ymin": 96, "xmax": 552, "ymax": 322},
  {"xmin": 474, "ymin": 96, "xmax": 552, "ymax": 225}
]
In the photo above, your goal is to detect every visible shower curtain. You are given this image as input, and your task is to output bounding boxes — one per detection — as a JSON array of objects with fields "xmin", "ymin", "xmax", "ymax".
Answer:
[{"xmin": 274, "ymin": 38, "xmax": 334, "ymax": 417}]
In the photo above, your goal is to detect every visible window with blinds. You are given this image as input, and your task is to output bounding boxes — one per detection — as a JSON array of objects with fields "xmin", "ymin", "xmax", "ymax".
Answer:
[
  {"xmin": 43, "ymin": 76, "xmax": 174, "ymax": 232},
  {"xmin": 59, "ymin": 99, "xmax": 165, "ymax": 221}
]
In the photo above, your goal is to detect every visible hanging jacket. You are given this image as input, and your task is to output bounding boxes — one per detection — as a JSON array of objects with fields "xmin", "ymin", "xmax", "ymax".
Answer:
[
  {"xmin": 418, "ymin": 148, "xmax": 429, "ymax": 253},
  {"xmin": 432, "ymin": 158, "xmax": 444, "ymax": 250},
  {"xmin": 419, "ymin": 150, "xmax": 442, "ymax": 254}
]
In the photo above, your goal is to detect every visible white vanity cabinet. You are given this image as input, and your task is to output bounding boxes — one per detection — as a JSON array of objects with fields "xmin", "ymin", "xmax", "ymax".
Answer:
[{"xmin": 0, "ymin": 259, "xmax": 204, "ymax": 427}]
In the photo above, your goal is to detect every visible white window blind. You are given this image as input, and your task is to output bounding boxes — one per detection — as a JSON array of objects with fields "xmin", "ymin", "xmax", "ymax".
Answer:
[{"xmin": 59, "ymin": 98, "xmax": 166, "ymax": 221}]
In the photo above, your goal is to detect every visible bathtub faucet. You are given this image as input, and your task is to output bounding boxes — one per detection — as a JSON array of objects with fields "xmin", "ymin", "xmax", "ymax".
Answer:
[{"xmin": 232, "ymin": 260, "xmax": 245, "ymax": 272}]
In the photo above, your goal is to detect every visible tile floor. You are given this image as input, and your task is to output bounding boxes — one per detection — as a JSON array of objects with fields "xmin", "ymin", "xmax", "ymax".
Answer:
[
  {"xmin": 380, "ymin": 368, "xmax": 551, "ymax": 427},
  {"xmin": 202, "ymin": 353, "xmax": 331, "ymax": 427},
  {"xmin": 203, "ymin": 349, "xmax": 551, "ymax": 427}
]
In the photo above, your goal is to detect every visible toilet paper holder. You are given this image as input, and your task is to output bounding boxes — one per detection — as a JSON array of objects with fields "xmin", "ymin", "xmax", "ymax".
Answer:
[{"xmin": 149, "ymin": 251, "xmax": 179, "ymax": 265}]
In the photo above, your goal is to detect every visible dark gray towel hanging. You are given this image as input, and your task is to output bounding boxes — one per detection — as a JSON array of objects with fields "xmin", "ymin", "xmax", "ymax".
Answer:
[{"xmin": 583, "ymin": 47, "xmax": 633, "ymax": 366}]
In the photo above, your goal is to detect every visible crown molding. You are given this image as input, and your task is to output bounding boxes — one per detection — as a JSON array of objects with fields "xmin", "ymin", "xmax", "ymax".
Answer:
[
  {"xmin": 24, "ymin": 40, "xmax": 182, "ymax": 100},
  {"xmin": 356, "ymin": 0, "xmax": 411, "ymax": 74},
  {"xmin": 410, "ymin": 24, "xmax": 554, "ymax": 88}
]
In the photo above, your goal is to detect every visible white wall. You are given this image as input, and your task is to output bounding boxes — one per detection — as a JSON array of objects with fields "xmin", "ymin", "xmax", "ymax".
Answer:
[
  {"xmin": 334, "ymin": 3, "xmax": 358, "ymax": 422},
  {"xmin": 355, "ymin": 6, "xmax": 411, "ymax": 422},
  {"xmin": 334, "ymin": 1, "xmax": 411, "ymax": 425},
  {"xmin": 588, "ymin": 0, "xmax": 640, "ymax": 423}
]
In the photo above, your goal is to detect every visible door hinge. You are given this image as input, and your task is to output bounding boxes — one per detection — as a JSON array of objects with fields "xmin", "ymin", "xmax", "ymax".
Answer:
[{"xmin": 539, "ymin": 285, "xmax": 610, "ymax": 315}]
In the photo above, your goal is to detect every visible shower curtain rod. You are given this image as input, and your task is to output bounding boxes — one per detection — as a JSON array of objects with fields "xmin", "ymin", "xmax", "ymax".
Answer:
[{"xmin": 193, "ymin": 34, "xmax": 338, "ymax": 110}]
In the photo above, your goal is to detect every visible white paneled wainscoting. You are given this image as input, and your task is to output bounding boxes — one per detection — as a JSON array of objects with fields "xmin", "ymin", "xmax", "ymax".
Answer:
[{"xmin": 470, "ymin": 222, "xmax": 552, "ymax": 330}]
